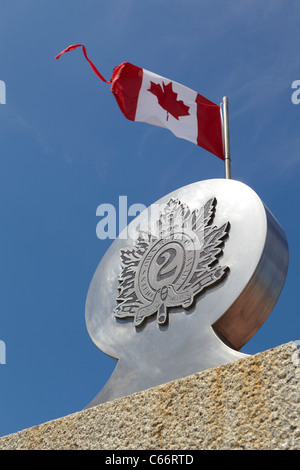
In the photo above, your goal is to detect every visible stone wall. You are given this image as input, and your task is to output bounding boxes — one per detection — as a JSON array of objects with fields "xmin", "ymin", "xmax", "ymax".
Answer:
[{"xmin": 0, "ymin": 342, "xmax": 299, "ymax": 450}]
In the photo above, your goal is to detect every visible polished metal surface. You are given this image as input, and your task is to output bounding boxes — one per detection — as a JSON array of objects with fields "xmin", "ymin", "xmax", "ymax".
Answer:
[{"xmin": 85, "ymin": 179, "xmax": 289, "ymax": 407}]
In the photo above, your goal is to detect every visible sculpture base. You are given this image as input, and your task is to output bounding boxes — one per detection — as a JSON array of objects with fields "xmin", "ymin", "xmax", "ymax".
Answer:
[{"xmin": 0, "ymin": 342, "xmax": 299, "ymax": 450}]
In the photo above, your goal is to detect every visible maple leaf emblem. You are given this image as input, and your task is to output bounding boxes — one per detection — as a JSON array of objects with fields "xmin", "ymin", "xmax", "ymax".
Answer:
[
  {"xmin": 148, "ymin": 81, "xmax": 190, "ymax": 121},
  {"xmin": 113, "ymin": 198, "xmax": 230, "ymax": 327}
]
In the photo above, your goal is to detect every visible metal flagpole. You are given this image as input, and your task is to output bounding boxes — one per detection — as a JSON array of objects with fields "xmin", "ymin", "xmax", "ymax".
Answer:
[{"xmin": 222, "ymin": 96, "xmax": 231, "ymax": 179}]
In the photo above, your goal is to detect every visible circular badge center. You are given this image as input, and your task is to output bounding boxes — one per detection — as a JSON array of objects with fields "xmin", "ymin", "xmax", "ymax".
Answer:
[{"xmin": 148, "ymin": 241, "xmax": 185, "ymax": 291}]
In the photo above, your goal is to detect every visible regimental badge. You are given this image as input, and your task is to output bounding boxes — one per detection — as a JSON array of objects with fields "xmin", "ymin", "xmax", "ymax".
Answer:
[{"xmin": 113, "ymin": 197, "xmax": 230, "ymax": 327}]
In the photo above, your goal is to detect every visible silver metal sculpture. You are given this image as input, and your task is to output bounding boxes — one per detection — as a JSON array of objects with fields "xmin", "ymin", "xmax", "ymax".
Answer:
[{"xmin": 85, "ymin": 179, "xmax": 289, "ymax": 408}]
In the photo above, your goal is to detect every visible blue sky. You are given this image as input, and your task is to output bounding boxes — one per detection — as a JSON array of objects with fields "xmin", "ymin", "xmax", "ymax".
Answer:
[{"xmin": 0, "ymin": 0, "xmax": 299, "ymax": 438}]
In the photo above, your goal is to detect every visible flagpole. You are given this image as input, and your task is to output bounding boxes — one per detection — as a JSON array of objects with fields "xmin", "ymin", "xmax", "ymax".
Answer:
[{"xmin": 222, "ymin": 96, "xmax": 231, "ymax": 179}]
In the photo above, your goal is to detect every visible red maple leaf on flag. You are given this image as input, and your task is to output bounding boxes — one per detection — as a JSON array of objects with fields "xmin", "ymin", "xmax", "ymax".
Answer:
[{"xmin": 148, "ymin": 81, "xmax": 190, "ymax": 121}]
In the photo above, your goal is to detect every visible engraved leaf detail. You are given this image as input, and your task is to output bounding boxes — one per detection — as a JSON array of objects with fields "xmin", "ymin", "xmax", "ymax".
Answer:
[{"xmin": 114, "ymin": 197, "xmax": 230, "ymax": 326}]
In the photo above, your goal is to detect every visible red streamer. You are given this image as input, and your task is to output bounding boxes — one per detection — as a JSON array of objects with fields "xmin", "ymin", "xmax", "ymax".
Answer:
[{"xmin": 55, "ymin": 44, "xmax": 112, "ymax": 84}]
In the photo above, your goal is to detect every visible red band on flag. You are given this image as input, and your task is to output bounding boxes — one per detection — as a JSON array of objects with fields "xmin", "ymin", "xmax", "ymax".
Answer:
[
  {"xmin": 55, "ymin": 44, "xmax": 112, "ymax": 84},
  {"xmin": 196, "ymin": 94, "xmax": 224, "ymax": 160},
  {"xmin": 110, "ymin": 63, "xmax": 143, "ymax": 121}
]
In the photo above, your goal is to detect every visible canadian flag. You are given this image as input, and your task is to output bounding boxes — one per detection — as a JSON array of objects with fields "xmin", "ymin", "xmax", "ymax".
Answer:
[{"xmin": 56, "ymin": 44, "xmax": 224, "ymax": 160}]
